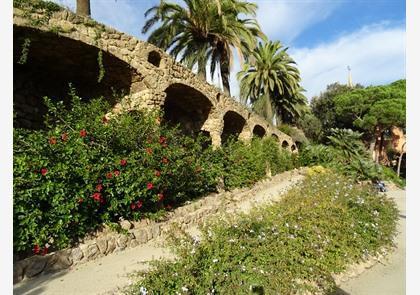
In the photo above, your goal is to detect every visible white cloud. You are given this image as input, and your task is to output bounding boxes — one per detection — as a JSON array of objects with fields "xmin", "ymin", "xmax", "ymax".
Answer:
[
  {"xmin": 254, "ymin": 0, "xmax": 341, "ymax": 44},
  {"xmin": 290, "ymin": 23, "xmax": 406, "ymax": 99}
]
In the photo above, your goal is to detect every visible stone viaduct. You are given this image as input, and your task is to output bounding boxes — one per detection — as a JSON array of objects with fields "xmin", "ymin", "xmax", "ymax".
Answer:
[{"xmin": 13, "ymin": 4, "xmax": 297, "ymax": 151}]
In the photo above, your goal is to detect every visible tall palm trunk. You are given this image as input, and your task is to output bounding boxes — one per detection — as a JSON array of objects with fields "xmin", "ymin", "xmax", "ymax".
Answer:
[
  {"xmin": 76, "ymin": 0, "xmax": 91, "ymax": 16},
  {"xmin": 219, "ymin": 46, "xmax": 231, "ymax": 95}
]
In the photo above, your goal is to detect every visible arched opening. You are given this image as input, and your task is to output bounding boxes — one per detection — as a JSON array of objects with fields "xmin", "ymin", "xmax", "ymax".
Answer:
[
  {"xmin": 282, "ymin": 140, "xmax": 289, "ymax": 148},
  {"xmin": 252, "ymin": 125, "xmax": 266, "ymax": 138},
  {"xmin": 147, "ymin": 50, "xmax": 161, "ymax": 67},
  {"xmin": 14, "ymin": 26, "xmax": 142, "ymax": 129},
  {"xmin": 221, "ymin": 111, "xmax": 246, "ymax": 144},
  {"xmin": 271, "ymin": 134, "xmax": 279, "ymax": 142},
  {"xmin": 163, "ymin": 83, "xmax": 213, "ymax": 136},
  {"xmin": 295, "ymin": 141, "xmax": 303, "ymax": 150},
  {"xmin": 291, "ymin": 144, "xmax": 297, "ymax": 152}
]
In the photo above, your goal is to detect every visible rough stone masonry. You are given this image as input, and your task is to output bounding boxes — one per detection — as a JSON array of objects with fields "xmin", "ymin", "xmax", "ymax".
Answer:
[{"xmin": 13, "ymin": 4, "xmax": 297, "ymax": 151}]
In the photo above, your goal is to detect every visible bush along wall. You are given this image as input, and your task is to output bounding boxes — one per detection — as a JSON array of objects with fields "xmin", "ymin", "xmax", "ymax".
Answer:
[
  {"xmin": 13, "ymin": 91, "xmax": 297, "ymax": 258},
  {"xmin": 126, "ymin": 169, "xmax": 399, "ymax": 295}
]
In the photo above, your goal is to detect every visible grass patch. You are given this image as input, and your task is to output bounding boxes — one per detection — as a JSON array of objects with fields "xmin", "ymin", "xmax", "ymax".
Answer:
[{"xmin": 126, "ymin": 169, "xmax": 398, "ymax": 294}]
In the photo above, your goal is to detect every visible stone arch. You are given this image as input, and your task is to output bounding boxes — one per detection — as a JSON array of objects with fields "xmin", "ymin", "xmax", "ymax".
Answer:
[
  {"xmin": 13, "ymin": 26, "xmax": 143, "ymax": 129},
  {"xmin": 291, "ymin": 144, "xmax": 297, "ymax": 152},
  {"xmin": 221, "ymin": 110, "xmax": 247, "ymax": 144},
  {"xmin": 163, "ymin": 83, "xmax": 213, "ymax": 136},
  {"xmin": 252, "ymin": 124, "xmax": 266, "ymax": 138},
  {"xmin": 271, "ymin": 134, "xmax": 279, "ymax": 142},
  {"xmin": 282, "ymin": 140, "xmax": 289, "ymax": 148}
]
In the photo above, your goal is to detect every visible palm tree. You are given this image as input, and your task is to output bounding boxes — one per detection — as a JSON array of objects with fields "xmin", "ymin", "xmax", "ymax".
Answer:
[
  {"xmin": 237, "ymin": 40, "xmax": 305, "ymax": 123},
  {"xmin": 76, "ymin": 0, "xmax": 91, "ymax": 16},
  {"xmin": 142, "ymin": 0, "xmax": 264, "ymax": 95}
]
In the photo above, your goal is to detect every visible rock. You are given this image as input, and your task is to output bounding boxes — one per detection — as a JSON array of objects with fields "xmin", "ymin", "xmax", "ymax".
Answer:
[
  {"xmin": 106, "ymin": 237, "xmax": 117, "ymax": 254},
  {"xmin": 86, "ymin": 244, "xmax": 99, "ymax": 259},
  {"xmin": 71, "ymin": 247, "xmax": 84, "ymax": 263},
  {"xmin": 119, "ymin": 220, "xmax": 133, "ymax": 230},
  {"xmin": 13, "ymin": 262, "xmax": 25, "ymax": 284},
  {"xmin": 146, "ymin": 227, "xmax": 153, "ymax": 241},
  {"xmin": 151, "ymin": 224, "xmax": 160, "ymax": 238},
  {"xmin": 25, "ymin": 256, "xmax": 47, "ymax": 278},
  {"xmin": 117, "ymin": 235, "xmax": 129, "ymax": 249},
  {"xmin": 44, "ymin": 251, "xmax": 72, "ymax": 273},
  {"xmin": 133, "ymin": 229, "xmax": 148, "ymax": 244},
  {"xmin": 129, "ymin": 239, "xmax": 139, "ymax": 248},
  {"xmin": 97, "ymin": 239, "xmax": 108, "ymax": 254}
]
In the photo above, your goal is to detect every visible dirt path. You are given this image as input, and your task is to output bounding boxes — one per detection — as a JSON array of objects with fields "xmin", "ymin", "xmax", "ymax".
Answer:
[
  {"xmin": 335, "ymin": 188, "xmax": 406, "ymax": 295},
  {"xmin": 13, "ymin": 170, "xmax": 304, "ymax": 295}
]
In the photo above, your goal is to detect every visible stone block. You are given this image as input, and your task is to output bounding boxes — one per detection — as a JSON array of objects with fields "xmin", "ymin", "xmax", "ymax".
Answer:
[
  {"xmin": 71, "ymin": 247, "xmax": 84, "ymax": 263},
  {"xmin": 117, "ymin": 235, "xmax": 129, "ymax": 249},
  {"xmin": 25, "ymin": 255, "xmax": 47, "ymax": 278},
  {"xmin": 86, "ymin": 244, "xmax": 99, "ymax": 259},
  {"xmin": 97, "ymin": 239, "xmax": 108, "ymax": 254},
  {"xmin": 106, "ymin": 237, "xmax": 117, "ymax": 254},
  {"xmin": 133, "ymin": 229, "xmax": 148, "ymax": 244}
]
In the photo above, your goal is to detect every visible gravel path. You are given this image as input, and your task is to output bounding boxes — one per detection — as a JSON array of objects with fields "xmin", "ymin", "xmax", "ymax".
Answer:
[{"xmin": 335, "ymin": 188, "xmax": 406, "ymax": 295}]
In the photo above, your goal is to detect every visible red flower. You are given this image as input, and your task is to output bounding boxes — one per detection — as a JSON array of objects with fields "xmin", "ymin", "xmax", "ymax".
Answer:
[
  {"xmin": 92, "ymin": 192, "xmax": 102, "ymax": 201},
  {"xmin": 33, "ymin": 244, "xmax": 40, "ymax": 254},
  {"xmin": 159, "ymin": 136, "xmax": 166, "ymax": 144},
  {"xmin": 41, "ymin": 168, "xmax": 48, "ymax": 176},
  {"xmin": 48, "ymin": 137, "xmax": 57, "ymax": 145},
  {"xmin": 114, "ymin": 170, "xmax": 120, "ymax": 177},
  {"xmin": 106, "ymin": 172, "xmax": 113, "ymax": 179},
  {"xmin": 96, "ymin": 184, "xmax": 103, "ymax": 192},
  {"xmin": 79, "ymin": 129, "xmax": 87, "ymax": 138},
  {"xmin": 120, "ymin": 159, "xmax": 127, "ymax": 166},
  {"xmin": 61, "ymin": 133, "xmax": 68, "ymax": 142},
  {"xmin": 154, "ymin": 170, "xmax": 161, "ymax": 177},
  {"xmin": 147, "ymin": 182, "xmax": 154, "ymax": 190},
  {"xmin": 78, "ymin": 197, "xmax": 84, "ymax": 203},
  {"xmin": 136, "ymin": 200, "xmax": 143, "ymax": 208},
  {"xmin": 146, "ymin": 148, "xmax": 153, "ymax": 155},
  {"xmin": 42, "ymin": 247, "xmax": 48, "ymax": 256},
  {"xmin": 162, "ymin": 157, "xmax": 169, "ymax": 164},
  {"xmin": 157, "ymin": 193, "xmax": 164, "ymax": 202},
  {"xmin": 130, "ymin": 203, "xmax": 136, "ymax": 210}
]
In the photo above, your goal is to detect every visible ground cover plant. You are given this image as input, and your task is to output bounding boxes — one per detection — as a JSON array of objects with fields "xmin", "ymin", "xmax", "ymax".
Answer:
[
  {"xmin": 126, "ymin": 168, "xmax": 398, "ymax": 294},
  {"xmin": 13, "ymin": 89, "xmax": 296, "ymax": 257}
]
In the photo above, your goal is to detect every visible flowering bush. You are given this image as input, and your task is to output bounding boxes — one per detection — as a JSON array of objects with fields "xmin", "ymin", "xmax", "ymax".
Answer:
[
  {"xmin": 13, "ymin": 90, "xmax": 296, "ymax": 256},
  {"xmin": 126, "ymin": 172, "xmax": 398, "ymax": 294}
]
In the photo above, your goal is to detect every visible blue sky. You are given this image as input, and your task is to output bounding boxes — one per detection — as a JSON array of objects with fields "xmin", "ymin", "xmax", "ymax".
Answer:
[{"xmin": 52, "ymin": 0, "xmax": 406, "ymax": 100}]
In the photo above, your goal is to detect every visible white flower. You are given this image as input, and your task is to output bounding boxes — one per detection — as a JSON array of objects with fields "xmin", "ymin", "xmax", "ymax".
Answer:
[
  {"xmin": 285, "ymin": 223, "xmax": 289, "ymax": 228},
  {"xmin": 260, "ymin": 269, "xmax": 265, "ymax": 274},
  {"xmin": 139, "ymin": 286, "xmax": 148, "ymax": 295},
  {"xmin": 181, "ymin": 286, "xmax": 189, "ymax": 292},
  {"xmin": 228, "ymin": 239, "xmax": 235, "ymax": 243},
  {"xmin": 212, "ymin": 258, "xmax": 219, "ymax": 263}
]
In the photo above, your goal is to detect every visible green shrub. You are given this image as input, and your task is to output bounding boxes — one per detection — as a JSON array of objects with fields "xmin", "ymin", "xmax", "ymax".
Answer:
[
  {"xmin": 299, "ymin": 128, "xmax": 404, "ymax": 185},
  {"xmin": 219, "ymin": 138, "xmax": 296, "ymax": 189},
  {"xmin": 13, "ymin": 92, "xmax": 215, "ymax": 255},
  {"xmin": 13, "ymin": 91, "xmax": 297, "ymax": 256},
  {"xmin": 126, "ymin": 172, "xmax": 398, "ymax": 294}
]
